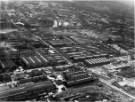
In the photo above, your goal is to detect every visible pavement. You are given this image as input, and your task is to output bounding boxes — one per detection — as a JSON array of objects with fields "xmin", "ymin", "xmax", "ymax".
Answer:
[{"xmin": 0, "ymin": 29, "xmax": 18, "ymax": 34}]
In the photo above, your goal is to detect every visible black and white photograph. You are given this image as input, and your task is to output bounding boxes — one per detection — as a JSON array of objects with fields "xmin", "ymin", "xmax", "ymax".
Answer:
[{"xmin": 0, "ymin": 0, "xmax": 134, "ymax": 101}]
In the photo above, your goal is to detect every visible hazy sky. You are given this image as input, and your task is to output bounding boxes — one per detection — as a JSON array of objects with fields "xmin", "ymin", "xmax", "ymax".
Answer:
[
  {"xmin": 120, "ymin": 0, "xmax": 134, "ymax": 6},
  {"xmin": 0, "ymin": 0, "xmax": 134, "ymax": 6}
]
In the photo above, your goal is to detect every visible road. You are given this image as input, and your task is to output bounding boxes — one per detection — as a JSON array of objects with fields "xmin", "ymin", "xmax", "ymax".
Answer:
[{"xmin": 100, "ymin": 78, "xmax": 135, "ymax": 100}]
